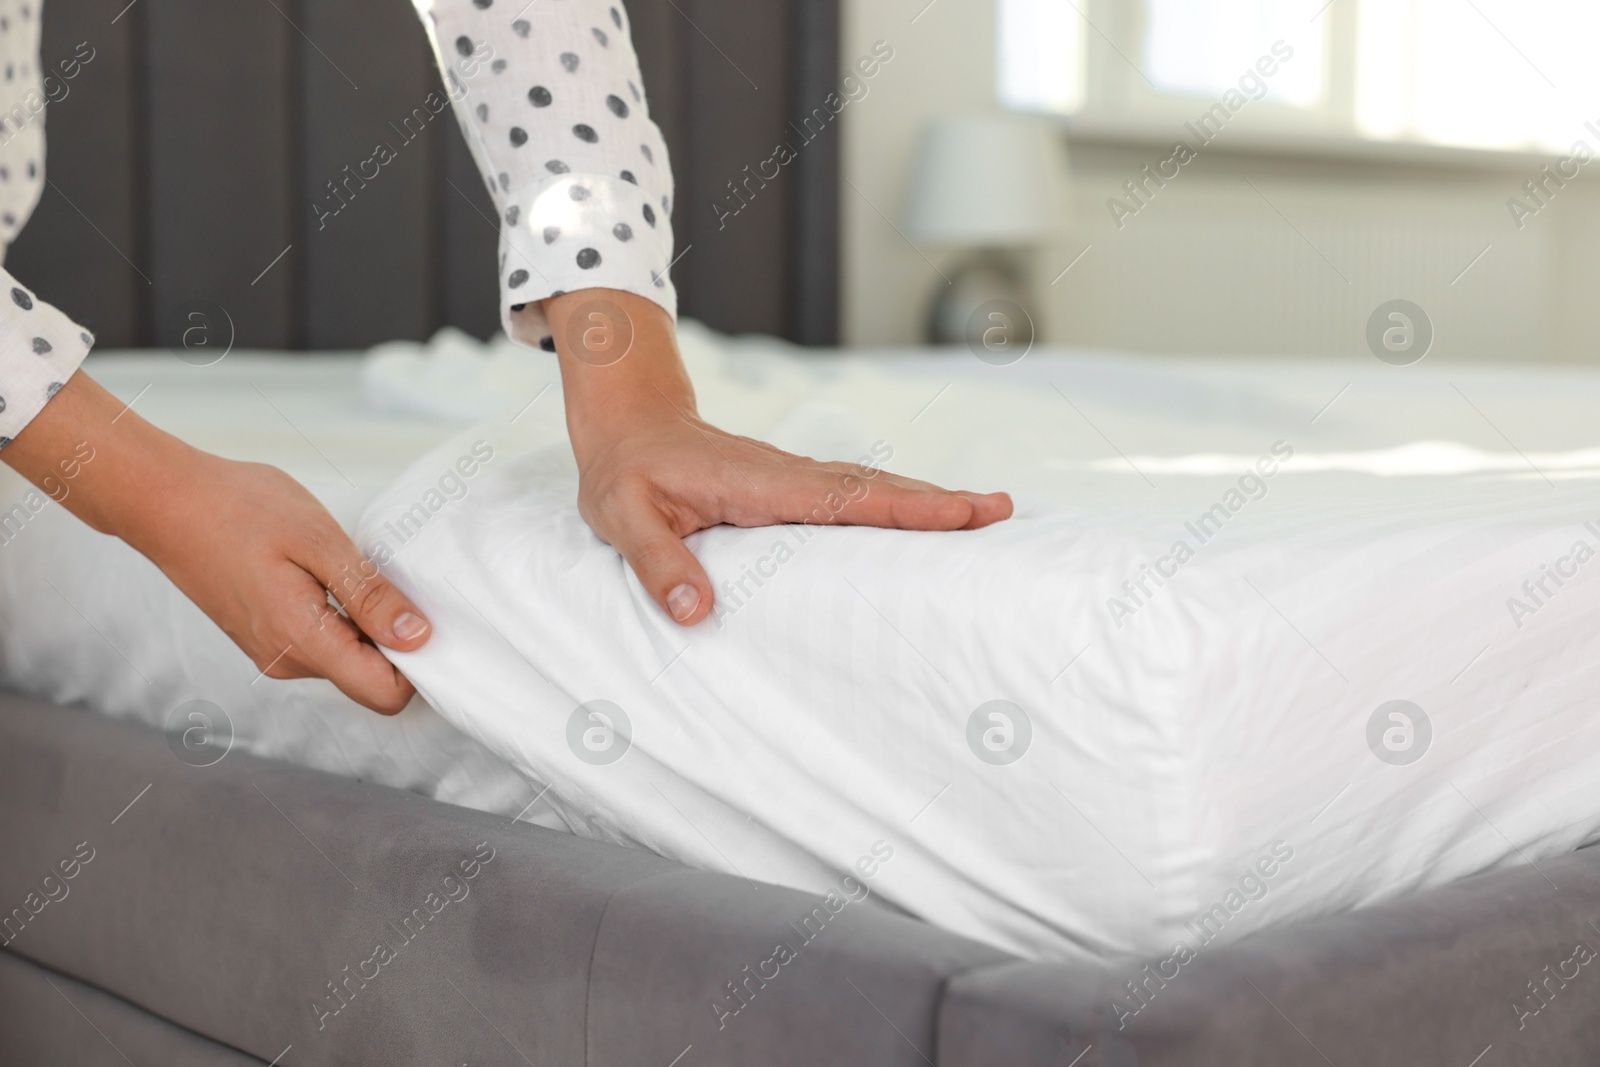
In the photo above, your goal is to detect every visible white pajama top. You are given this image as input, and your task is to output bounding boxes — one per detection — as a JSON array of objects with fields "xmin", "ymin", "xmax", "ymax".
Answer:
[{"xmin": 0, "ymin": 0, "xmax": 676, "ymax": 447}]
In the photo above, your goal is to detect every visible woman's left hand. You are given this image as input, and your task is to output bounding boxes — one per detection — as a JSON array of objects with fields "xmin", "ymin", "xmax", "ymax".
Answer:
[{"xmin": 530, "ymin": 290, "xmax": 1013, "ymax": 626}]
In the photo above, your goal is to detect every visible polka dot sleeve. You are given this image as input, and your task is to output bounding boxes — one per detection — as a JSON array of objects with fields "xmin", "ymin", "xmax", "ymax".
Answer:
[
  {"xmin": 0, "ymin": 271, "xmax": 92, "ymax": 450},
  {"xmin": 412, "ymin": 0, "xmax": 678, "ymax": 349}
]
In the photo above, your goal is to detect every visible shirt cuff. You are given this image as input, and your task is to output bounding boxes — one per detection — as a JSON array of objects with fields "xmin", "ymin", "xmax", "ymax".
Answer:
[
  {"xmin": 497, "ymin": 171, "xmax": 678, "ymax": 349},
  {"xmin": 0, "ymin": 273, "xmax": 93, "ymax": 449}
]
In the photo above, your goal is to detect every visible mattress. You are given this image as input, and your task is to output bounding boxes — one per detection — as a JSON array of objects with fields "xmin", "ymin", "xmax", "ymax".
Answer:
[
  {"xmin": 361, "ymin": 328, "xmax": 1600, "ymax": 962},
  {"xmin": 6, "ymin": 325, "xmax": 1600, "ymax": 964}
]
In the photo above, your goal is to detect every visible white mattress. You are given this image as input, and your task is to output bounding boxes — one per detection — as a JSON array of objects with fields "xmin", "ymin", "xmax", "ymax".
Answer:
[{"xmin": 6, "ymin": 325, "xmax": 1600, "ymax": 964}]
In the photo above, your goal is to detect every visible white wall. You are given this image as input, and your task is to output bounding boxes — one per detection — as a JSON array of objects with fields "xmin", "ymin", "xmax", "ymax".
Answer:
[{"xmin": 841, "ymin": 0, "xmax": 1600, "ymax": 362}]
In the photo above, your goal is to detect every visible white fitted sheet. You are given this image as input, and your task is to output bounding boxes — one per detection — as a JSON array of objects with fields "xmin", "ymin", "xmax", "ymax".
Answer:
[
  {"xmin": 6, "ymin": 327, "xmax": 1600, "ymax": 963},
  {"xmin": 360, "ymin": 328, "xmax": 1600, "ymax": 963}
]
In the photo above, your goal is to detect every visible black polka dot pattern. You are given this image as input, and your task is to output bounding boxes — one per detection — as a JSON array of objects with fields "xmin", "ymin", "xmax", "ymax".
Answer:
[
  {"xmin": 0, "ymin": 266, "xmax": 96, "ymax": 443},
  {"xmin": 0, "ymin": 0, "xmax": 43, "ymax": 257},
  {"xmin": 411, "ymin": 0, "xmax": 678, "ymax": 342},
  {"xmin": 0, "ymin": 7, "xmax": 93, "ymax": 438}
]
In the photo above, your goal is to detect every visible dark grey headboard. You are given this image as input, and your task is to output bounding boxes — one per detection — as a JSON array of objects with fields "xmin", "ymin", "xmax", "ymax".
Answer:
[{"xmin": 8, "ymin": 0, "xmax": 838, "ymax": 351}]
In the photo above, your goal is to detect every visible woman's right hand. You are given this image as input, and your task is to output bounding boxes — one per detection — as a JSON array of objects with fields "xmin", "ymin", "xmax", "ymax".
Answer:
[{"xmin": 2, "ymin": 372, "xmax": 430, "ymax": 714}]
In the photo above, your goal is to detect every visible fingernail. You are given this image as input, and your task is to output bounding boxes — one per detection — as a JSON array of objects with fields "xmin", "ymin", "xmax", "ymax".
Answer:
[
  {"xmin": 393, "ymin": 611, "xmax": 430, "ymax": 641},
  {"xmin": 667, "ymin": 584, "xmax": 700, "ymax": 621}
]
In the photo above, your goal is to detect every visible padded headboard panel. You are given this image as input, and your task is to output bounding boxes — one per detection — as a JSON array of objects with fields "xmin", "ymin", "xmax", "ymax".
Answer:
[{"xmin": 7, "ymin": 0, "xmax": 838, "ymax": 351}]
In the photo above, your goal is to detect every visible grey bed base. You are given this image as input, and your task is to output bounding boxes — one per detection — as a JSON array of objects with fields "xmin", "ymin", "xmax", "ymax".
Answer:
[{"xmin": 1, "ymin": 692, "xmax": 1597, "ymax": 1066}]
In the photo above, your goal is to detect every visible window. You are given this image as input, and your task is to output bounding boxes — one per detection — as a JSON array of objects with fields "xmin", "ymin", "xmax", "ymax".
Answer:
[
  {"xmin": 997, "ymin": 0, "xmax": 1600, "ymax": 154},
  {"xmin": 997, "ymin": 0, "xmax": 1085, "ymax": 114}
]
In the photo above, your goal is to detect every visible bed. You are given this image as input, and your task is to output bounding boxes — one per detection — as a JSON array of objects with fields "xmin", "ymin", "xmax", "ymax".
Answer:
[{"xmin": 1, "ymin": 326, "xmax": 1599, "ymax": 1063}]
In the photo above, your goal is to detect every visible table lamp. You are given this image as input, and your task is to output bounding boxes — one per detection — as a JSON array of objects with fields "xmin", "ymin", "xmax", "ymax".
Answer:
[{"xmin": 902, "ymin": 114, "xmax": 1067, "ymax": 346}]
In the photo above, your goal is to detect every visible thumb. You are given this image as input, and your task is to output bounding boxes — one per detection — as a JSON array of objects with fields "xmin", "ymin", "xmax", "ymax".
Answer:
[
  {"xmin": 312, "ymin": 539, "xmax": 432, "ymax": 652},
  {"xmin": 606, "ymin": 496, "xmax": 713, "ymax": 626}
]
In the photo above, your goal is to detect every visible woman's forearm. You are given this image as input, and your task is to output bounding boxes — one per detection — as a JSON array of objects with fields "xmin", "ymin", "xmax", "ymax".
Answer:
[
  {"xmin": 2, "ymin": 371, "xmax": 192, "ymax": 549},
  {"xmin": 536, "ymin": 288, "xmax": 696, "ymax": 450}
]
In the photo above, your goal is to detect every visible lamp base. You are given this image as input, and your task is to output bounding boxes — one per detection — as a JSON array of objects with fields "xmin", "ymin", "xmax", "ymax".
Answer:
[{"xmin": 924, "ymin": 250, "xmax": 1035, "ymax": 349}]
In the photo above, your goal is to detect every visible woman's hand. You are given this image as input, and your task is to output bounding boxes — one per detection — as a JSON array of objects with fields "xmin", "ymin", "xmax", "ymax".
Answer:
[
  {"xmin": 533, "ymin": 289, "xmax": 1013, "ymax": 626},
  {"xmin": 3, "ymin": 373, "xmax": 430, "ymax": 714}
]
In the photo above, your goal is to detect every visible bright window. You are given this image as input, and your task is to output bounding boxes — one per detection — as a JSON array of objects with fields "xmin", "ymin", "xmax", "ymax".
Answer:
[
  {"xmin": 1142, "ymin": 0, "xmax": 1323, "ymax": 107},
  {"xmin": 997, "ymin": 0, "xmax": 1085, "ymax": 114},
  {"xmin": 997, "ymin": 0, "xmax": 1600, "ymax": 153}
]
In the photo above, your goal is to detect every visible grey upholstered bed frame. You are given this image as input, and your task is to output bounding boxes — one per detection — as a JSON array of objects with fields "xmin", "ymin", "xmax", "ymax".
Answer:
[{"xmin": 2, "ymin": 691, "xmax": 1596, "ymax": 1066}]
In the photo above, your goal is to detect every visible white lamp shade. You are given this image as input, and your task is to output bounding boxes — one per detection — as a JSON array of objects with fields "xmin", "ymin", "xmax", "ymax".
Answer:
[{"xmin": 901, "ymin": 114, "xmax": 1068, "ymax": 247}]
